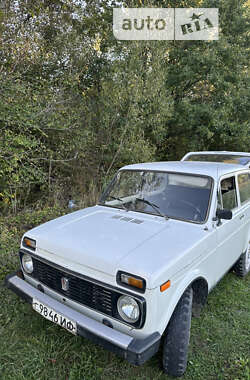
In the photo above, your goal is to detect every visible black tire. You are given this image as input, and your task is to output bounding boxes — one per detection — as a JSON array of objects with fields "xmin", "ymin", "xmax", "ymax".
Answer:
[
  {"xmin": 162, "ymin": 286, "xmax": 193, "ymax": 377},
  {"xmin": 233, "ymin": 244, "xmax": 250, "ymax": 278}
]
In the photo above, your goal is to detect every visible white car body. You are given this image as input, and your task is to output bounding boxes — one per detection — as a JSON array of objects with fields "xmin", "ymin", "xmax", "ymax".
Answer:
[{"xmin": 6, "ymin": 152, "xmax": 250, "ymax": 370}]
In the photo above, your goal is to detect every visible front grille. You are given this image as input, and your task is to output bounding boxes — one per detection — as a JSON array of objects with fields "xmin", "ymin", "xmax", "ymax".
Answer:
[{"xmin": 32, "ymin": 258, "xmax": 114, "ymax": 316}]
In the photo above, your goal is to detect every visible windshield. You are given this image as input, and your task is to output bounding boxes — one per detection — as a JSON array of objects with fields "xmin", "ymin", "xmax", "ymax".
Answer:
[{"xmin": 99, "ymin": 170, "xmax": 213, "ymax": 223}]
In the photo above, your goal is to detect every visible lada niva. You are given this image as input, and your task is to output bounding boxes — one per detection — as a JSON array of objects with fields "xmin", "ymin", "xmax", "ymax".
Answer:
[{"xmin": 5, "ymin": 151, "xmax": 250, "ymax": 377}]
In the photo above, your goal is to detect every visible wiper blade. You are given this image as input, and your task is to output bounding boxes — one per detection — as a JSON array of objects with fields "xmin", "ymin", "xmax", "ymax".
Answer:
[
  {"xmin": 109, "ymin": 196, "xmax": 128, "ymax": 211},
  {"xmin": 135, "ymin": 198, "xmax": 169, "ymax": 219}
]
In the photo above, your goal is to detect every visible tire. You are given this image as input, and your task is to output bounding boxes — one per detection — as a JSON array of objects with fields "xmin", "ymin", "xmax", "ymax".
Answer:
[
  {"xmin": 162, "ymin": 286, "xmax": 193, "ymax": 377},
  {"xmin": 233, "ymin": 240, "xmax": 250, "ymax": 277}
]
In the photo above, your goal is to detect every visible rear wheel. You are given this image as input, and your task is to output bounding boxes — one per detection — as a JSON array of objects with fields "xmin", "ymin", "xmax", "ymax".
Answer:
[
  {"xmin": 233, "ymin": 240, "xmax": 250, "ymax": 277},
  {"xmin": 162, "ymin": 286, "xmax": 193, "ymax": 377}
]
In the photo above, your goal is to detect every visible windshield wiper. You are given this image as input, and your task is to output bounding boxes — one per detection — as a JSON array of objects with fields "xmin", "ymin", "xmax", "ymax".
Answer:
[
  {"xmin": 108, "ymin": 196, "xmax": 128, "ymax": 211},
  {"xmin": 135, "ymin": 198, "xmax": 169, "ymax": 219}
]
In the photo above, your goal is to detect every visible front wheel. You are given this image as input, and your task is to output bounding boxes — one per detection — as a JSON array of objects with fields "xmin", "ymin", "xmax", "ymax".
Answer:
[
  {"xmin": 233, "ymin": 240, "xmax": 250, "ymax": 277},
  {"xmin": 162, "ymin": 286, "xmax": 193, "ymax": 377}
]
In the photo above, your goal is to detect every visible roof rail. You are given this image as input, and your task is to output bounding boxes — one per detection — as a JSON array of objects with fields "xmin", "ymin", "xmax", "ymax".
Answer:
[{"xmin": 181, "ymin": 152, "xmax": 250, "ymax": 167}]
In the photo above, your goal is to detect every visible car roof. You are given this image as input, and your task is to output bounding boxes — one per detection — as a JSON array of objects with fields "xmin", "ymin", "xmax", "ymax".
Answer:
[{"xmin": 120, "ymin": 161, "xmax": 247, "ymax": 178}]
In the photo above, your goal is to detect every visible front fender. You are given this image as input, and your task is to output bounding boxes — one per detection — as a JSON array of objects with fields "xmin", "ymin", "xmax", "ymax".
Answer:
[{"xmin": 156, "ymin": 269, "xmax": 209, "ymax": 335}]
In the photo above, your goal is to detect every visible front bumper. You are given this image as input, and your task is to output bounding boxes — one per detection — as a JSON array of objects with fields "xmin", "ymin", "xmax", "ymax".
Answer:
[{"xmin": 5, "ymin": 271, "xmax": 161, "ymax": 366}]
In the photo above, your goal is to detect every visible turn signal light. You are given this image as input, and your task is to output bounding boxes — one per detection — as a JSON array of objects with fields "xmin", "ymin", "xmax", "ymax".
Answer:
[
  {"xmin": 117, "ymin": 271, "xmax": 146, "ymax": 292},
  {"xmin": 160, "ymin": 280, "xmax": 171, "ymax": 292},
  {"xmin": 121, "ymin": 274, "xmax": 144, "ymax": 289},
  {"xmin": 23, "ymin": 237, "xmax": 36, "ymax": 251}
]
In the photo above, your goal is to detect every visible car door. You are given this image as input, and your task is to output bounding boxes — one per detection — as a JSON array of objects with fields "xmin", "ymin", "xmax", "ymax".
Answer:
[{"xmin": 214, "ymin": 174, "xmax": 246, "ymax": 282}]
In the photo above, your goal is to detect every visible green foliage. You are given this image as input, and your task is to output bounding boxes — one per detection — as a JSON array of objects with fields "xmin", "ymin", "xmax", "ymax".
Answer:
[
  {"xmin": 0, "ymin": 206, "xmax": 66, "ymax": 254},
  {"xmin": 0, "ymin": 0, "xmax": 249, "ymax": 213},
  {"xmin": 157, "ymin": 0, "xmax": 250, "ymax": 159}
]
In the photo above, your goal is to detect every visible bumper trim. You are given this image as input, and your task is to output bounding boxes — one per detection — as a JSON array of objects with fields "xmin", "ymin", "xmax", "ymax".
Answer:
[{"xmin": 5, "ymin": 271, "xmax": 161, "ymax": 365}]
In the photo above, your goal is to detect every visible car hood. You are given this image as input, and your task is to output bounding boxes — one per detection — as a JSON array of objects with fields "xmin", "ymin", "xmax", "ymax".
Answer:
[
  {"xmin": 25, "ymin": 206, "xmax": 167, "ymax": 273},
  {"xmin": 25, "ymin": 206, "xmax": 208, "ymax": 288}
]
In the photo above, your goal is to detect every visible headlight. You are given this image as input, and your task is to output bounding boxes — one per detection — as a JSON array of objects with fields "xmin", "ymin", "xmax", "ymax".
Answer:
[
  {"xmin": 117, "ymin": 295, "xmax": 140, "ymax": 323},
  {"xmin": 22, "ymin": 254, "xmax": 33, "ymax": 274}
]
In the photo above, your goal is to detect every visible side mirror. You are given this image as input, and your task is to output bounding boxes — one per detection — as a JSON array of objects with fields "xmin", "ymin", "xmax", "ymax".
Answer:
[{"xmin": 216, "ymin": 209, "xmax": 233, "ymax": 220}]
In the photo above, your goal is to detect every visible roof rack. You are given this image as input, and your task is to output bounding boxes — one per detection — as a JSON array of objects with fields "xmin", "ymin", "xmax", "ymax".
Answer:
[{"xmin": 181, "ymin": 152, "xmax": 250, "ymax": 167}]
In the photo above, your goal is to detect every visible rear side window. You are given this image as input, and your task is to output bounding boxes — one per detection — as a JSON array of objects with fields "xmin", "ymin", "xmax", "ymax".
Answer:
[
  {"xmin": 220, "ymin": 177, "xmax": 238, "ymax": 210},
  {"xmin": 238, "ymin": 173, "xmax": 250, "ymax": 204}
]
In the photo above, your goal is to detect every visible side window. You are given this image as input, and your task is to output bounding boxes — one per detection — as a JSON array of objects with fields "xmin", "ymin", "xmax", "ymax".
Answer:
[
  {"xmin": 220, "ymin": 176, "xmax": 238, "ymax": 210},
  {"xmin": 238, "ymin": 173, "xmax": 250, "ymax": 204}
]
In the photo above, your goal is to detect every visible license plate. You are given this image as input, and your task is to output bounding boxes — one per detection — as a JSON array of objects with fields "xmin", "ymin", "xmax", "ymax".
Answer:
[{"xmin": 32, "ymin": 299, "xmax": 77, "ymax": 335}]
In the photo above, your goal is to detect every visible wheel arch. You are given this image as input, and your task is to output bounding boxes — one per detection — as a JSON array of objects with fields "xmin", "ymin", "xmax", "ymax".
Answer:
[
  {"xmin": 191, "ymin": 276, "xmax": 209, "ymax": 308},
  {"xmin": 157, "ymin": 272, "xmax": 209, "ymax": 336}
]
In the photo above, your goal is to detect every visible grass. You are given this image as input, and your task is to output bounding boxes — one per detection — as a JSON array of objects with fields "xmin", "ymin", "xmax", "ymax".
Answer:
[{"xmin": 0, "ymin": 208, "xmax": 249, "ymax": 380}]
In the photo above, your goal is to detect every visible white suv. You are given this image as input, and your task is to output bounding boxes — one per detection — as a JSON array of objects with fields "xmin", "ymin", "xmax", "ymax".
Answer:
[{"xmin": 6, "ymin": 151, "xmax": 250, "ymax": 377}]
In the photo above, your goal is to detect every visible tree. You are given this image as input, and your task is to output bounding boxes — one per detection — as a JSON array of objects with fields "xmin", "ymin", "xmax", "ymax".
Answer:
[
  {"xmin": 157, "ymin": 0, "xmax": 250, "ymax": 159},
  {"xmin": 0, "ymin": 0, "xmax": 249, "ymax": 213}
]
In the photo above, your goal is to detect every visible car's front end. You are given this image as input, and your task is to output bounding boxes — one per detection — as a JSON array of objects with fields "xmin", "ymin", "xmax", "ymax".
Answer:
[{"xmin": 6, "ymin": 240, "xmax": 161, "ymax": 365}]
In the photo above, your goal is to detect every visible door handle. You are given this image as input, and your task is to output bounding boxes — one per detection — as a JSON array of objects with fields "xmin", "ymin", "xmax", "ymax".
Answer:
[{"xmin": 239, "ymin": 214, "xmax": 245, "ymax": 220}]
